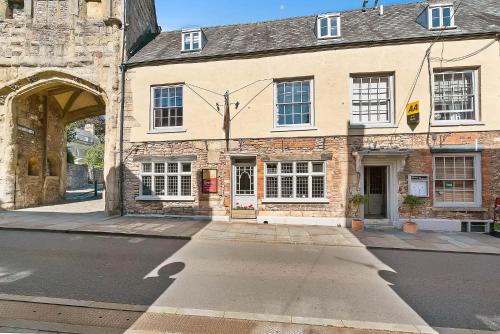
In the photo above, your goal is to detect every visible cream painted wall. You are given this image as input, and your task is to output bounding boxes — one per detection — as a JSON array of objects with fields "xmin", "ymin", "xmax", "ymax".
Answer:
[{"xmin": 127, "ymin": 38, "xmax": 500, "ymax": 142}]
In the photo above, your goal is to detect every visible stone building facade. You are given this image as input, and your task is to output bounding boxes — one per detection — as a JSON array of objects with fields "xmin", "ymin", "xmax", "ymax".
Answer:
[
  {"xmin": 0, "ymin": 0, "xmax": 159, "ymax": 212},
  {"xmin": 122, "ymin": 0, "xmax": 500, "ymax": 231}
]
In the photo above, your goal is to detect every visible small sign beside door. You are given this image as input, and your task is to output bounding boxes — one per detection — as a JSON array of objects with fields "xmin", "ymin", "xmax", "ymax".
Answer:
[
  {"xmin": 202, "ymin": 169, "xmax": 218, "ymax": 193},
  {"xmin": 408, "ymin": 174, "xmax": 429, "ymax": 197}
]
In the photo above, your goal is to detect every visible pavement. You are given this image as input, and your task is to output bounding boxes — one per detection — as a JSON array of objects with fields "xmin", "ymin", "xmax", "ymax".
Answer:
[
  {"xmin": 0, "ymin": 230, "xmax": 499, "ymax": 333},
  {"xmin": 2, "ymin": 202, "xmax": 499, "ymax": 254}
]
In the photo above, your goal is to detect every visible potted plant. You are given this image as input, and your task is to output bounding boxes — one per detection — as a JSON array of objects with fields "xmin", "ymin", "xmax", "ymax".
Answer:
[
  {"xmin": 350, "ymin": 194, "xmax": 368, "ymax": 231},
  {"xmin": 402, "ymin": 195, "xmax": 424, "ymax": 234},
  {"xmin": 231, "ymin": 203, "xmax": 257, "ymax": 219}
]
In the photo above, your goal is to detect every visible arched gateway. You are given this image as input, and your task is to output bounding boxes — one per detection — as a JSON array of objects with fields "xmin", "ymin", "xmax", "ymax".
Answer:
[{"xmin": 0, "ymin": 71, "xmax": 118, "ymax": 212}]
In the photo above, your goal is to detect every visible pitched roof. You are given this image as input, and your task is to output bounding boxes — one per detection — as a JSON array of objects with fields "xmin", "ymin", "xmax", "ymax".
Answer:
[{"xmin": 128, "ymin": 0, "xmax": 500, "ymax": 65}]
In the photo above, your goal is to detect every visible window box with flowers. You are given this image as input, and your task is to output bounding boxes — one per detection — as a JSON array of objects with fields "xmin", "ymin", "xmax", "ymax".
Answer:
[{"xmin": 231, "ymin": 203, "xmax": 257, "ymax": 219}]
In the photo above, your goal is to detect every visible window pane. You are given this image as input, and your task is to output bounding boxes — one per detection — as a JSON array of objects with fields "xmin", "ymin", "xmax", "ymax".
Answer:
[
  {"xmin": 296, "ymin": 162, "xmax": 309, "ymax": 174},
  {"xmin": 312, "ymin": 162, "xmax": 324, "ymax": 173},
  {"xmin": 192, "ymin": 32, "xmax": 200, "ymax": 49},
  {"xmin": 281, "ymin": 163, "xmax": 293, "ymax": 174},
  {"xmin": 182, "ymin": 163, "xmax": 191, "ymax": 173},
  {"xmin": 266, "ymin": 177, "xmax": 278, "ymax": 198},
  {"xmin": 155, "ymin": 163, "xmax": 165, "ymax": 174},
  {"xmin": 312, "ymin": 176, "xmax": 325, "ymax": 198},
  {"xmin": 266, "ymin": 163, "xmax": 278, "ymax": 174},
  {"xmin": 296, "ymin": 176, "xmax": 309, "ymax": 198},
  {"xmin": 281, "ymin": 176, "xmax": 293, "ymax": 198},
  {"xmin": 432, "ymin": 8, "xmax": 441, "ymax": 27},
  {"xmin": 442, "ymin": 7, "xmax": 451, "ymax": 26},
  {"xmin": 167, "ymin": 176, "xmax": 179, "ymax": 196},
  {"xmin": 330, "ymin": 17, "xmax": 338, "ymax": 36},
  {"xmin": 142, "ymin": 163, "xmax": 152, "ymax": 173},
  {"xmin": 181, "ymin": 176, "xmax": 191, "ymax": 196},
  {"xmin": 167, "ymin": 163, "xmax": 178, "ymax": 173},
  {"xmin": 142, "ymin": 176, "xmax": 152, "ymax": 196},
  {"xmin": 155, "ymin": 176, "xmax": 165, "ymax": 196},
  {"xmin": 320, "ymin": 17, "xmax": 328, "ymax": 36},
  {"xmin": 434, "ymin": 155, "xmax": 477, "ymax": 204},
  {"xmin": 183, "ymin": 33, "xmax": 191, "ymax": 49}
]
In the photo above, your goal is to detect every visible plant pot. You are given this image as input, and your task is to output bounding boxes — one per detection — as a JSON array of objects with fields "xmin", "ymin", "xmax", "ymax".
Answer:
[
  {"xmin": 403, "ymin": 221, "xmax": 418, "ymax": 234},
  {"xmin": 231, "ymin": 209, "xmax": 256, "ymax": 219},
  {"xmin": 351, "ymin": 218, "xmax": 364, "ymax": 231}
]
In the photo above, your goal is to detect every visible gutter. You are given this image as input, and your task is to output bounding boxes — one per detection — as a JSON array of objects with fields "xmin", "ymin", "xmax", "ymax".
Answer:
[
  {"xmin": 119, "ymin": 0, "xmax": 128, "ymax": 216},
  {"xmin": 126, "ymin": 31, "xmax": 500, "ymax": 68}
]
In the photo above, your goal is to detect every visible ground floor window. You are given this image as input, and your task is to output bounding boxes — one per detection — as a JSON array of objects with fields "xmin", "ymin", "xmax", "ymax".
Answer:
[
  {"xmin": 264, "ymin": 161, "xmax": 326, "ymax": 201},
  {"xmin": 140, "ymin": 161, "xmax": 192, "ymax": 199},
  {"xmin": 433, "ymin": 154, "xmax": 481, "ymax": 207}
]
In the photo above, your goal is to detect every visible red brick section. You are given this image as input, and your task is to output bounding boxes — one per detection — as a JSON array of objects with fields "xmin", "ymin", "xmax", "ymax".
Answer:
[{"xmin": 123, "ymin": 131, "xmax": 500, "ymax": 222}]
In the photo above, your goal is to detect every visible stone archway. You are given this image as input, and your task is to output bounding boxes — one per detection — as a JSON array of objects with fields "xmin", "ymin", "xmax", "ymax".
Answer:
[{"xmin": 0, "ymin": 71, "xmax": 117, "ymax": 212}]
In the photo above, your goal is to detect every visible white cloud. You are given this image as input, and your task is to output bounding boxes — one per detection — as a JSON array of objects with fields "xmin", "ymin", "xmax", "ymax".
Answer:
[{"xmin": 279, "ymin": 4, "xmax": 285, "ymax": 10}]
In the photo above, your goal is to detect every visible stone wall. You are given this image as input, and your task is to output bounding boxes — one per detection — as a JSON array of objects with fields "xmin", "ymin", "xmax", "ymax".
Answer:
[
  {"xmin": 123, "ymin": 131, "xmax": 500, "ymax": 225},
  {"xmin": 67, "ymin": 163, "xmax": 89, "ymax": 190},
  {"xmin": 0, "ymin": 0, "xmax": 158, "ymax": 212}
]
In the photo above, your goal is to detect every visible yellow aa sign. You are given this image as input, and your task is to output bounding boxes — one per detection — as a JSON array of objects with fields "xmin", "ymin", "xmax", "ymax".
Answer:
[{"xmin": 406, "ymin": 101, "xmax": 420, "ymax": 116}]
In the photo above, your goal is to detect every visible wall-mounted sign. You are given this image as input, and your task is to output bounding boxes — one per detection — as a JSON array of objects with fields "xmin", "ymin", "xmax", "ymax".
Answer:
[
  {"xmin": 17, "ymin": 125, "xmax": 34, "ymax": 135},
  {"xmin": 406, "ymin": 101, "xmax": 420, "ymax": 125},
  {"xmin": 408, "ymin": 174, "xmax": 429, "ymax": 197},
  {"xmin": 202, "ymin": 169, "xmax": 218, "ymax": 193}
]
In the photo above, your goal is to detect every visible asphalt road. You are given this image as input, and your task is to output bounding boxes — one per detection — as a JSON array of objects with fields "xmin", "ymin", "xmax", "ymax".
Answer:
[{"xmin": 0, "ymin": 230, "xmax": 498, "ymax": 331}]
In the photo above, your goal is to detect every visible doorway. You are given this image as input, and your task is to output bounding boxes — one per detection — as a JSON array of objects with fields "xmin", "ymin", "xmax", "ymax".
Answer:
[
  {"xmin": 364, "ymin": 166, "xmax": 387, "ymax": 219},
  {"xmin": 232, "ymin": 158, "xmax": 257, "ymax": 212}
]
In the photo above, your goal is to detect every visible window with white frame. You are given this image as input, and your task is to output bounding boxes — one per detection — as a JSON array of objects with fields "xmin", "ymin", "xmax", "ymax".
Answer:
[
  {"xmin": 317, "ymin": 14, "xmax": 340, "ymax": 38},
  {"xmin": 265, "ymin": 161, "xmax": 326, "ymax": 201},
  {"xmin": 433, "ymin": 154, "xmax": 481, "ymax": 207},
  {"xmin": 182, "ymin": 29, "xmax": 203, "ymax": 51},
  {"xmin": 151, "ymin": 85, "xmax": 183, "ymax": 130},
  {"xmin": 351, "ymin": 75, "xmax": 394, "ymax": 125},
  {"xmin": 428, "ymin": 5, "xmax": 454, "ymax": 29},
  {"xmin": 433, "ymin": 70, "xmax": 478, "ymax": 122},
  {"xmin": 275, "ymin": 79, "xmax": 313, "ymax": 127},
  {"xmin": 140, "ymin": 162, "xmax": 192, "ymax": 199}
]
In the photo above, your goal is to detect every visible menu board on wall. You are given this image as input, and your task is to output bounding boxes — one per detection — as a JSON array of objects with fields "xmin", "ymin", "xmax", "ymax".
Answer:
[{"xmin": 202, "ymin": 169, "xmax": 218, "ymax": 193}]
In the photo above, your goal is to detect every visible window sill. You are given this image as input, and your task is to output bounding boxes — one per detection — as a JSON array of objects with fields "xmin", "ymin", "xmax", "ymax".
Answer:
[
  {"xmin": 136, "ymin": 196, "xmax": 195, "ymax": 202},
  {"xmin": 432, "ymin": 206, "xmax": 486, "ymax": 212},
  {"xmin": 271, "ymin": 126, "xmax": 318, "ymax": 133},
  {"xmin": 263, "ymin": 198, "xmax": 329, "ymax": 204},
  {"xmin": 430, "ymin": 122, "xmax": 484, "ymax": 127},
  {"xmin": 429, "ymin": 26, "xmax": 457, "ymax": 31},
  {"xmin": 148, "ymin": 127, "xmax": 187, "ymax": 134},
  {"xmin": 349, "ymin": 123, "xmax": 397, "ymax": 129}
]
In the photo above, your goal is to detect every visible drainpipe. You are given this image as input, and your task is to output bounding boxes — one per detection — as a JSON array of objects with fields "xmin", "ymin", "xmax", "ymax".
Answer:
[{"xmin": 119, "ymin": 0, "xmax": 127, "ymax": 216}]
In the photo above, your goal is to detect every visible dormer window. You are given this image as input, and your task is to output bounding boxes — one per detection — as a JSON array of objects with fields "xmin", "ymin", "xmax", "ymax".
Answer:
[
  {"xmin": 428, "ymin": 5, "xmax": 454, "ymax": 29},
  {"xmin": 317, "ymin": 14, "xmax": 341, "ymax": 39},
  {"xmin": 182, "ymin": 29, "xmax": 204, "ymax": 52}
]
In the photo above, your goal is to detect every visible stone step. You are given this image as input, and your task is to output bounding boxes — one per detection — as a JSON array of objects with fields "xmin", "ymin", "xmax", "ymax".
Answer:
[{"xmin": 230, "ymin": 219, "xmax": 258, "ymax": 224}]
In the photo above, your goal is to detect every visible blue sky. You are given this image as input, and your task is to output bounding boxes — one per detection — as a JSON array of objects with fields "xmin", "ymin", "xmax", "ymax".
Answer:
[{"xmin": 155, "ymin": 0, "xmax": 417, "ymax": 31}]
